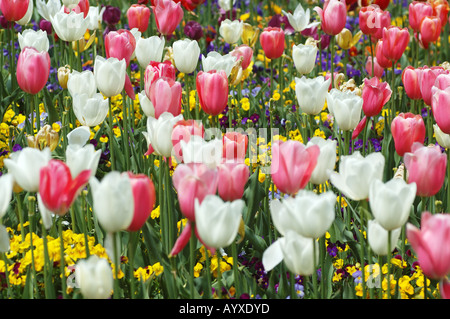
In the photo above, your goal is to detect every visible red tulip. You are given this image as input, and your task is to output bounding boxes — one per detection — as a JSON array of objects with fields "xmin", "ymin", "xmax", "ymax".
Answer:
[
  {"xmin": 406, "ymin": 212, "xmax": 450, "ymax": 280},
  {"xmin": 105, "ymin": 29, "xmax": 136, "ymax": 67},
  {"xmin": 196, "ymin": 70, "xmax": 229, "ymax": 116},
  {"xmin": 402, "ymin": 66, "xmax": 424, "ymax": 100},
  {"xmin": 419, "ymin": 66, "xmax": 448, "ymax": 106},
  {"xmin": 171, "ymin": 119, "xmax": 204, "ymax": 162},
  {"xmin": 222, "ymin": 131, "xmax": 248, "ymax": 162},
  {"xmin": 16, "ymin": 47, "xmax": 51, "ymax": 95},
  {"xmin": 404, "ymin": 142, "xmax": 447, "ymax": 197},
  {"xmin": 39, "ymin": 159, "xmax": 91, "ymax": 216},
  {"xmin": 180, "ymin": 0, "xmax": 205, "ymax": 11},
  {"xmin": 390, "ymin": 113, "xmax": 426, "ymax": 157},
  {"xmin": 381, "ymin": 26, "xmax": 410, "ymax": 62},
  {"xmin": 127, "ymin": 4, "xmax": 151, "ymax": 33},
  {"xmin": 217, "ymin": 161, "xmax": 249, "ymax": 202},
  {"xmin": 314, "ymin": 0, "xmax": 347, "ymax": 36},
  {"xmin": 64, "ymin": 0, "xmax": 90, "ymax": 18},
  {"xmin": 419, "ymin": 16, "xmax": 442, "ymax": 49},
  {"xmin": 259, "ymin": 27, "xmax": 285, "ymax": 60},
  {"xmin": 152, "ymin": 0, "xmax": 184, "ymax": 36},
  {"xmin": 144, "ymin": 60, "xmax": 176, "ymax": 96},
  {"xmin": 0, "ymin": 0, "xmax": 29, "ymax": 22},
  {"xmin": 126, "ymin": 173, "xmax": 156, "ymax": 232},
  {"xmin": 148, "ymin": 77, "xmax": 182, "ymax": 118},
  {"xmin": 362, "ymin": 76, "xmax": 392, "ymax": 117},
  {"xmin": 270, "ymin": 140, "xmax": 320, "ymax": 196},
  {"xmin": 431, "ymin": 86, "xmax": 450, "ymax": 134},
  {"xmin": 409, "ymin": 1, "xmax": 434, "ymax": 32}
]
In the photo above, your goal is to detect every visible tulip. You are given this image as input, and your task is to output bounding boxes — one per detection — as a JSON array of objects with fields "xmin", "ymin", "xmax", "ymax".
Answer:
[
  {"xmin": 369, "ymin": 178, "xmax": 417, "ymax": 231},
  {"xmin": 314, "ymin": 0, "xmax": 347, "ymax": 36},
  {"xmin": 126, "ymin": 173, "xmax": 156, "ymax": 232},
  {"xmin": 419, "ymin": 16, "xmax": 442, "ymax": 48},
  {"xmin": 390, "ymin": 113, "xmax": 426, "ymax": 156},
  {"xmin": 16, "ymin": 47, "xmax": 51, "ymax": 95},
  {"xmin": 362, "ymin": 77, "xmax": 392, "ymax": 117},
  {"xmin": 359, "ymin": 4, "xmax": 390, "ymax": 37},
  {"xmin": 434, "ymin": 124, "xmax": 450, "ymax": 148},
  {"xmin": 105, "ymin": 29, "xmax": 136, "ymax": 67},
  {"xmin": 195, "ymin": 195, "xmax": 244, "ymax": 249},
  {"xmin": 201, "ymin": 51, "xmax": 237, "ymax": 77},
  {"xmin": 63, "ymin": 0, "xmax": 89, "ymax": 18},
  {"xmin": 90, "ymin": 171, "xmax": 135, "ymax": 233},
  {"xmin": 295, "ymin": 76, "xmax": 330, "ymax": 115},
  {"xmin": 135, "ymin": 36, "xmax": 165, "ymax": 68},
  {"xmin": 127, "ymin": 4, "xmax": 151, "ymax": 33},
  {"xmin": 270, "ymin": 140, "xmax": 320, "ymax": 195},
  {"xmin": 262, "ymin": 230, "xmax": 319, "ymax": 276},
  {"xmin": 39, "ymin": 159, "xmax": 91, "ymax": 216},
  {"xmin": 4, "ymin": 147, "xmax": 51, "ymax": 193},
  {"xmin": 367, "ymin": 219, "xmax": 402, "ymax": 256},
  {"xmin": 142, "ymin": 112, "xmax": 183, "ymax": 158},
  {"xmin": 241, "ymin": 22, "xmax": 260, "ymax": 47},
  {"xmin": 381, "ymin": 26, "xmax": 410, "ymax": 62},
  {"xmin": 72, "ymin": 93, "xmax": 109, "ymax": 127},
  {"xmin": 219, "ymin": 19, "xmax": 244, "ymax": 44},
  {"xmin": 184, "ymin": 20, "xmax": 204, "ymax": 40},
  {"xmin": 196, "ymin": 70, "xmax": 229, "ymax": 116},
  {"xmin": 282, "ymin": 3, "xmax": 320, "ymax": 33},
  {"xmin": 406, "ymin": 212, "xmax": 450, "ymax": 280},
  {"xmin": 36, "ymin": 0, "xmax": 61, "ymax": 22},
  {"xmin": 374, "ymin": 39, "xmax": 392, "ymax": 69},
  {"xmin": 419, "ymin": 66, "xmax": 448, "ymax": 106},
  {"xmin": 217, "ymin": 161, "xmax": 249, "ymax": 202},
  {"xmin": 0, "ymin": 174, "xmax": 13, "ymax": 218},
  {"xmin": 402, "ymin": 66, "xmax": 423, "ymax": 100},
  {"xmin": 430, "ymin": 0, "xmax": 450, "ymax": 27},
  {"xmin": 326, "ymin": 89, "xmax": 363, "ymax": 131},
  {"xmin": 51, "ymin": 10, "xmax": 89, "ymax": 42},
  {"xmin": 329, "ymin": 151, "xmax": 385, "ymax": 201},
  {"xmin": 147, "ymin": 77, "xmax": 182, "ymax": 119},
  {"xmin": 409, "ymin": 1, "xmax": 434, "ymax": 32},
  {"xmin": 0, "ymin": 0, "xmax": 29, "ymax": 22},
  {"xmin": 27, "ymin": 124, "xmax": 59, "ymax": 151},
  {"xmin": 94, "ymin": 55, "xmax": 126, "ymax": 98},
  {"xmin": 18, "ymin": 29, "xmax": 49, "ymax": 53},
  {"xmin": 335, "ymin": 28, "xmax": 363, "ymax": 50},
  {"xmin": 180, "ymin": 135, "xmax": 223, "ymax": 168},
  {"xmin": 259, "ymin": 27, "xmax": 285, "ymax": 60},
  {"xmin": 218, "ymin": 0, "xmax": 235, "ymax": 11},
  {"xmin": 152, "ymin": 0, "xmax": 184, "ymax": 36},
  {"xmin": 292, "ymin": 43, "xmax": 318, "ymax": 75},
  {"xmin": 172, "ymin": 162, "xmax": 218, "ymax": 221},
  {"xmin": 431, "ymin": 86, "xmax": 450, "ymax": 134},
  {"xmin": 172, "ymin": 38, "xmax": 201, "ymax": 74},
  {"xmin": 171, "ymin": 119, "xmax": 204, "ymax": 162},
  {"xmin": 230, "ymin": 44, "xmax": 253, "ymax": 70},
  {"xmin": 75, "ymin": 255, "xmax": 114, "ymax": 299},
  {"xmin": 441, "ymin": 277, "xmax": 450, "ymax": 299},
  {"xmin": 222, "ymin": 131, "xmax": 248, "ymax": 162},
  {"xmin": 138, "ymin": 91, "xmax": 155, "ymax": 117},
  {"xmin": 365, "ymin": 56, "xmax": 384, "ymax": 78},
  {"xmin": 86, "ymin": 6, "xmax": 106, "ymax": 30},
  {"xmin": 144, "ymin": 60, "xmax": 177, "ymax": 95},
  {"xmin": 404, "ymin": 142, "xmax": 447, "ymax": 197},
  {"xmin": 67, "ymin": 70, "xmax": 97, "ymax": 98},
  {"xmin": 306, "ymin": 137, "xmax": 337, "ymax": 185}
]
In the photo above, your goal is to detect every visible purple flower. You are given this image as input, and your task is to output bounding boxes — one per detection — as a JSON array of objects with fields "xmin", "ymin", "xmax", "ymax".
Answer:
[
  {"xmin": 184, "ymin": 20, "xmax": 204, "ymax": 40},
  {"xmin": 102, "ymin": 5, "xmax": 121, "ymax": 26}
]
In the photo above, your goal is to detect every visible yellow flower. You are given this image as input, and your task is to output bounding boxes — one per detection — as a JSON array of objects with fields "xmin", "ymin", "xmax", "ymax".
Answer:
[
  {"xmin": 194, "ymin": 262, "xmax": 203, "ymax": 278},
  {"xmin": 152, "ymin": 262, "xmax": 164, "ymax": 276},
  {"xmin": 135, "ymin": 266, "xmax": 154, "ymax": 282},
  {"xmin": 151, "ymin": 205, "xmax": 160, "ymax": 219},
  {"xmin": 314, "ymin": 128, "xmax": 326, "ymax": 139}
]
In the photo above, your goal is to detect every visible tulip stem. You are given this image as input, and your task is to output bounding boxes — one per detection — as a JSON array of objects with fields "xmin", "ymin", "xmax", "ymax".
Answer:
[
  {"xmin": 204, "ymin": 248, "xmax": 212, "ymax": 299},
  {"xmin": 189, "ymin": 223, "xmax": 196, "ymax": 298},
  {"xmin": 122, "ymin": 91, "xmax": 130, "ymax": 171},
  {"xmin": 231, "ymin": 241, "xmax": 241, "ymax": 297},
  {"xmin": 108, "ymin": 98, "xmax": 116, "ymax": 171},
  {"xmin": 387, "ymin": 230, "xmax": 392, "ymax": 299},
  {"xmin": 330, "ymin": 36, "xmax": 335, "ymax": 89},
  {"xmin": 312, "ymin": 238, "xmax": 318, "ymax": 299},
  {"xmin": 216, "ymin": 251, "xmax": 222, "ymax": 298},
  {"xmin": 28, "ymin": 197, "xmax": 37, "ymax": 299},
  {"xmin": 58, "ymin": 217, "xmax": 67, "ymax": 299}
]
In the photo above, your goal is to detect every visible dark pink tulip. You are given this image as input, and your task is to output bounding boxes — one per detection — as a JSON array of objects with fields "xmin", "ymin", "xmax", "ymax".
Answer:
[
  {"xmin": 409, "ymin": 1, "xmax": 434, "ymax": 32},
  {"xmin": 381, "ymin": 26, "xmax": 410, "ymax": 63},
  {"xmin": 404, "ymin": 142, "xmax": 447, "ymax": 197},
  {"xmin": 169, "ymin": 219, "xmax": 216, "ymax": 257},
  {"xmin": 196, "ymin": 70, "xmax": 229, "ymax": 116},
  {"xmin": 390, "ymin": 113, "xmax": 426, "ymax": 157},
  {"xmin": 314, "ymin": 0, "xmax": 347, "ymax": 36},
  {"xmin": 402, "ymin": 66, "xmax": 424, "ymax": 100},
  {"xmin": 0, "ymin": 0, "xmax": 29, "ymax": 22},
  {"xmin": 149, "ymin": 77, "xmax": 182, "ymax": 118},
  {"xmin": 217, "ymin": 161, "xmax": 249, "ymax": 202},
  {"xmin": 407, "ymin": 212, "xmax": 450, "ymax": 280},
  {"xmin": 431, "ymin": 86, "xmax": 450, "ymax": 134},
  {"xmin": 16, "ymin": 47, "xmax": 51, "ymax": 95},
  {"xmin": 105, "ymin": 29, "xmax": 136, "ymax": 67},
  {"xmin": 126, "ymin": 173, "xmax": 156, "ymax": 232},
  {"xmin": 270, "ymin": 140, "xmax": 320, "ymax": 196},
  {"xmin": 259, "ymin": 27, "xmax": 285, "ymax": 60},
  {"xmin": 419, "ymin": 66, "xmax": 448, "ymax": 106},
  {"xmin": 171, "ymin": 119, "xmax": 204, "ymax": 162},
  {"xmin": 152, "ymin": 0, "xmax": 184, "ymax": 36},
  {"xmin": 362, "ymin": 76, "xmax": 392, "ymax": 117},
  {"xmin": 127, "ymin": 4, "xmax": 151, "ymax": 33}
]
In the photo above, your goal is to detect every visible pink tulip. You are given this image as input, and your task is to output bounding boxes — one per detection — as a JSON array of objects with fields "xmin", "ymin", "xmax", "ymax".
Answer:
[
  {"xmin": 431, "ymin": 86, "xmax": 450, "ymax": 134},
  {"xmin": 152, "ymin": 0, "xmax": 184, "ymax": 36},
  {"xmin": 404, "ymin": 142, "xmax": 447, "ymax": 197},
  {"xmin": 441, "ymin": 277, "xmax": 450, "ymax": 299},
  {"xmin": 196, "ymin": 70, "xmax": 229, "ymax": 116},
  {"xmin": 126, "ymin": 172, "xmax": 156, "ymax": 232},
  {"xmin": 375, "ymin": 40, "xmax": 392, "ymax": 69},
  {"xmin": 270, "ymin": 140, "xmax": 320, "ymax": 195},
  {"xmin": 371, "ymin": 8, "xmax": 391, "ymax": 41},
  {"xmin": 362, "ymin": 76, "xmax": 392, "ymax": 117},
  {"xmin": 127, "ymin": 4, "xmax": 151, "ymax": 33},
  {"xmin": 0, "ymin": 0, "xmax": 29, "ymax": 22},
  {"xmin": 409, "ymin": 1, "xmax": 434, "ymax": 32},
  {"xmin": 64, "ymin": 0, "xmax": 90, "ymax": 18},
  {"xmin": 169, "ymin": 219, "xmax": 215, "ymax": 257},
  {"xmin": 381, "ymin": 26, "xmax": 410, "ymax": 62},
  {"xmin": 105, "ymin": 29, "xmax": 136, "ymax": 67},
  {"xmin": 217, "ymin": 161, "xmax": 249, "ymax": 202},
  {"xmin": 16, "ymin": 47, "xmax": 51, "ymax": 95},
  {"xmin": 314, "ymin": 0, "xmax": 347, "ymax": 36},
  {"xmin": 223, "ymin": 131, "xmax": 248, "ymax": 162},
  {"xmin": 259, "ymin": 27, "xmax": 285, "ymax": 60},
  {"xmin": 390, "ymin": 113, "xmax": 426, "ymax": 157},
  {"xmin": 144, "ymin": 60, "xmax": 176, "ymax": 96},
  {"xmin": 431, "ymin": 0, "xmax": 450, "ymax": 27},
  {"xmin": 39, "ymin": 159, "xmax": 91, "ymax": 216},
  {"xmin": 359, "ymin": 5, "xmax": 391, "ymax": 40},
  {"xmin": 230, "ymin": 44, "xmax": 253, "ymax": 70},
  {"xmin": 172, "ymin": 162, "xmax": 218, "ymax": 221},
  {"xmin": 148, "ymin": 77, "xmax": 182, "ymax": 118},
  {"xmin": 402, "ymin": 66, "xmax": 423, "ymax": 100},
  {"xmin": 419, "ymin": 66, "xmax": 448, "ymax": 106},
  {"xmin": 365, "ymin": 56, "xmax": 384, "ymax": 79},
  {"xmin": 406, "ymin": 212, "xmax": 450, "ymax": 280},
  {"xmin": 419, "ymin": 15, "xmax": 442, "ymax": 49},
  {"xmin": 171, "ymin": 119, "xmax": 204, "ymax": 162}
]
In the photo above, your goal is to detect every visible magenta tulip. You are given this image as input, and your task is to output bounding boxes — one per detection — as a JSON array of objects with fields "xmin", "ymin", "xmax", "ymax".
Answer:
[
  {"xmin": 391, "ymin": 113, "xmax": 426, "ymax": 157},
  {"xmin": 230, "ymin": 44, "xmax": 253, "ymax": 70},
  {"xmin": 222, "ymin": 131, "xmax": 248, "ymax": 162},
  {"xmin": 381, "ymin": 26, "xmax": 410, "ymax": 63},
  {"xmin": 362, "ymin": 76, "xmax": 392, "ymax": 117},
  {"xmin": 259, "ymin": 27, "xmax": 285, "ymax": 60},
  {"xmin": 196, "ymin": 70, "xmax": 229, "ymax": 116},
  {"xmin": 404, "ymin": 142, "xmax": 447, "ymax": 197},
  {"xmin": 152, "ymin": 0, "xmax": 184, "ymax": 36},
  {"xmin": 16, "ymin": 47, "xmax": 51, "ymax": 95},
  {"xmin": 375, "ymin": 39, "xmax": 392, "ymax": 69},
  {"xmin": 365, "ymin": 56, "xmax": 384, "ymax": 79},
  {"xmin": 148, "ymin": 77, "xmax": 182, "ymax": 118},
  {"xmin": 217, "ymin": 161, "xmax": 249, "ymax": 202},
  {"xmin": 270, "ymin": 140, "xmax": 320, "ymax": 195},
  {"xmin": 314, "ymin": 0, "xmax": 347, "ymax": 36}
]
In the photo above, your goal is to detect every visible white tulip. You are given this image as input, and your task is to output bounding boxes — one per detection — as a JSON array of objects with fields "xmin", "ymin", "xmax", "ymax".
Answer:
[
  {"xmin": 3, "ymin": 147, "xmax": 52, "ymax": 192},
  {"xmin": 18, "ymin": 29, "xmax": 49, "ymax": 53},
  {"xmin": 195, "ymin": 195, "xmax": 244, "ymax": 249},
  {"xmin": 66, "ymin": 127, "xmax": 101, "ymax": 178},
  {"xmin": 138, "ymin": 91, "xmax": 155, "ymax": 118},
  {"xmin": 172, "ymin": 39, "xmax": 200, "ymax": 74},
  {"xmin": 51, "ymin": 11, "xmax": 89, "ymax": 42},
  {"xmin": 180, "ymin": 135, "xmax": 223, "ymax": 169},
  {"xmin": 36, "ymin": 0, "xmax": 62, "ymax": 22},
  {"xmin": 434, "ymin": 124, "xmax": 450, "ymax": 149},
  {"xmin": 367, "ymin": 219, "xmax": 401, "ymax": 256},
  {"xmin": 72, "ymin": 93, "xmax": 109, "ymax": 127},
  {"xmin": 201, "ymin": 51, "xmax": 237, "ymax": 77},
  {"xmin": 292, "ymin": 44, "xmax": 318, "ymax": 75},
  {"xmin": 306, "ymin": 137, "xmax": 337, "ymax": 185},
  {"xmin": 218, "ymin": 0, "xmax": 236, "ymax": 11},
  {"xmin": 326, "ymin": 88, "xmax": 363, "ymax": 131},
  {"xmin": 62, "ymin": 0, "xmax": 80, "ymax": 10},
  {"xmin": 282, "ymin": 3, "xmax": 320, "ymax": 32},
  {"xmin": 75, "ymin": 255, "xmax": 114, "ymax": 299},
  {"xmin": 329, "ymin": 151, "xmax": 385, "ymax": 201},
  {"xmin": 295, "ymin": 76, "xmax": 330, "ymax": 115},
  {"xmin": 135, "ymin": 36, "xmax": 165, "ymax": 69},
  {"xmin": 67, "ymin": 70, "xmax": 97, "ymax": 98},
  {"xmin": 219, "ymin": 19, "xmax": 244, "ymax": 44},
  {"xmin": 94, "ymin": 56, "xmax": 126, "ymax": 98},
  {"xmin": 0, "ymin": 174, "xmax": 13, "ymax": 218},
  {"xmin": 86, "ymin": 6, "xmax": 105, "ymax": 30},
  {"xmin": 37, "ymin": 193, "xmax": 54, "ymax": 230}
]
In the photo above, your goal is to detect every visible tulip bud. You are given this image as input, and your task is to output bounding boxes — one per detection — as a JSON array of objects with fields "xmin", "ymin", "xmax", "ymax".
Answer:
[
  {"xmin": 27, "ymin": 124, "xmax": 59, "ymax": 151},
  {"xmin": 314, "ymin": 0, "xmax": 347, "ymax": 36},
  {"xmin": 57, "ymin": 65, "xmax": 71, "ymax": 89},
  {"xmin": 241, "ymin": 23, "xmax": 260, "ymax": 47},
  {"xmin": 335, "ymin": 28, "xmax": 363, "ymax": 50}
]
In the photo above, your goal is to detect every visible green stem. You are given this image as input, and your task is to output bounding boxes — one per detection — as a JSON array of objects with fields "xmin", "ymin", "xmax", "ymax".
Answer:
[
  {"xmin": 312, "ymin": 238, "xmax": 318, "ymax": 299},
  {"xmin": 204, "ymin": 248, "xmax": 212, "ymax": 299},
  {"xmin": 122, "ymin": 91, "xmax": 130, "ymax": 171},
  {"xmin": 28, "ymin": 197, "xmax": 37, "ymax": 299},
  {"xmin": 58, "ymin": 217, "xmax": 67, "ymax": 299},
  {"xmin": 108, "ymin": 98, "xmax": 116, "ymax": 171},
  {"xmin": 387, "ymin": 230, "xmax": 391, "ymax": 299},
  {"xmin": 113, "ymin": 231, "xmax": 120, "ymax": 299},
  {"xmin": 231, "ymin": 241, "xmax": 240, "ymax": 298},
  {"xmin": 189, "ymin": 223, "xmax": 196, "ymax": 298},
  {"xmin": 216, "ymin": 251, "xmax": 222, "ymax": 298}
]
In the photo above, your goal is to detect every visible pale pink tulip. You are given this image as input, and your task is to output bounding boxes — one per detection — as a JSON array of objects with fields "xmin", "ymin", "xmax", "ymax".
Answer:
[
  {"xmin": 16, "ymin": 46, "xmax": 51, "ymax": 95},
  {"xmin": 217, "ymin": 161, "xmax": 249, "ymax": 201},
  {"xmin": 314, "ymin": 0, "xmax": 347, "ymax": 36},
  {"xmin": 149, "ymin": 77, "xmax": 182, "ymax": 118}
]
